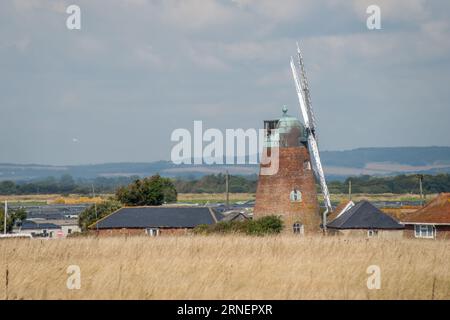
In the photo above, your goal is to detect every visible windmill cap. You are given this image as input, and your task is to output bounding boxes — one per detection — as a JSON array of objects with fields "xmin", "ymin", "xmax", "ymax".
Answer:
[{"xmin": 277, "ymin": 106, "xmax": 304, "ymax": 132}]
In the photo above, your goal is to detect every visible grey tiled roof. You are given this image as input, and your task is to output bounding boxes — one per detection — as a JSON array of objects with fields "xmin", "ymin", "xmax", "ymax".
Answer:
[
  {"xmin": 93, "ymin": 206, "xmax": 218, "ymax": 229},
  {"xmin": 327, "ymin": 201, "xmax": 404, "ymax": 230},
  {"xmin": 21, "ymin": 220, "xmax": 61, "ymax": 230}
]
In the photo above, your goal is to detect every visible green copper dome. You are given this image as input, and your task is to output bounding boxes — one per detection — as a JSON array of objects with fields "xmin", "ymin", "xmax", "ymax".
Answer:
[
  {"xmin": 276, "ymin": 106, "xmax": 307, "ymax": 147},
  {"xmin": 277, "ymin": 106, "xmax": 304, "ymax": 133}
]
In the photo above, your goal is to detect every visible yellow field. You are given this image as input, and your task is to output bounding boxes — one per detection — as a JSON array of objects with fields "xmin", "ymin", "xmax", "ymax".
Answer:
[
  {"xmin": 1, "ymin": 236, "xmax": 449, "ymax": 300},
  {"xmin": 0, "ymin": 194, "xmax": 110, "ymax": 205}
]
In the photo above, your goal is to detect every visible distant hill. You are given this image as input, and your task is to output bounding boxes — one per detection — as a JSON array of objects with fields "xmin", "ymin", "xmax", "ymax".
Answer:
[
  {"xmin": 321, "ymin": 147, "xmax": 450, "ymax": 168},
  {"xmin": 1, "ymin": 146, "xmax": 450, "ymax": 182}
]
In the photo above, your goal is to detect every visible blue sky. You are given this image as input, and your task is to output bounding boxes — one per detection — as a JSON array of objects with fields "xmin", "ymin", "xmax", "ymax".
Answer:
[{"xmin": 1, "ymin": 0, "xmax": 450, "ymax": 165}]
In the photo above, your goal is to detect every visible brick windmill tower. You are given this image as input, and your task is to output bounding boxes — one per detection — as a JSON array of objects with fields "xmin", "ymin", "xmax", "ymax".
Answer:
[
  {"xmin": 254, "ymin": 43, "xmax": 332, "ymax": 234},
  {"xmin": 254, "ymin": 106, "xmax": 321, "ymax": 234}
]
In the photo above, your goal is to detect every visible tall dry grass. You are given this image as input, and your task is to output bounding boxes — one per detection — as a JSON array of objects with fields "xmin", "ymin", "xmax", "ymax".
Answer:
[{"xmin": 0, "ymin": 236, "xmax": 449, "ymax": 300}]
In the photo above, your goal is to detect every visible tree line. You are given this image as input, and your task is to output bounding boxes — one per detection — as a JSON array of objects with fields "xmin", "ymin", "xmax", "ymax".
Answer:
[
  {"xmin": 1, "ymin": 173, "xmax": 450, "ymax": 196},
  {"xmin": 327, "ymin": 174, "xmax": 450, "ymax": 194}
]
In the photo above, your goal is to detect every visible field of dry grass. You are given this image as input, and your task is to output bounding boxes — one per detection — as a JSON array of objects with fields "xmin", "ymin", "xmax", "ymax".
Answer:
[
  {"xmin": 177, "ymin": 193, "xmax": 255, "ymax": 203},
  {"xmin": 0, "ymin": 194, "xmax": 109, "ymax": 205},
  {"xmin": 1, "ymin": 236, "xmax": 449, "ymax": 300},
  {"xmin": 178, "ymin": 193, "xmax": 433, "ymax": 203}
]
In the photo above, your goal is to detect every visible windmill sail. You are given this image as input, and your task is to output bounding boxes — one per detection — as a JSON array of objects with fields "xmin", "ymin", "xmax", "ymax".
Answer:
[
  {"xmin": 296, "ymin": 42, "xmax": 317, "ymax": 136},
  {"xmin": 290, "ymin": 48, "xmax": 332, "ymax": 230}
]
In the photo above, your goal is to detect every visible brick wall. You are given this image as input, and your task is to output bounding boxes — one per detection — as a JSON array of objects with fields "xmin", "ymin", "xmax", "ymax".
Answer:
[
  {"xmin": 328, "ymin": 229, "xmax": 403, "ymax": 239},
  {"xmin": 91, "ymin": 228, "xmax": 190, "ymax": 237},
  {"xmin": 254, "ymin": 146, "xmax": 321, "ymax": 234}
]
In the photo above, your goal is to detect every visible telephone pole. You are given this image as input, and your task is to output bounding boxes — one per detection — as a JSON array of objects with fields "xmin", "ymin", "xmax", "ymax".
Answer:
[
  {"xmin": 92, "ymin": 184, "xmax": 98, "ymax": 231},
  {"xmin": 348, "ymin": 179, "xmax": 352, "ymax": 201},
  {"xmin": 225, "ymin": 171, "xmax": 229, "ymax": 207},
  {"xmin": 4, "ymin": 200, "xmax": 7, "ymax": 235},
  {"xmin": 418, "ymin": 174, "xmax": 424, "ymax": 206}
]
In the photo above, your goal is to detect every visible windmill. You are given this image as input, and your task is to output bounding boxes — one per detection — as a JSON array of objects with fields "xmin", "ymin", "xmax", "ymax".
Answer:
[{"xmin": 290, "ymin": 42, "xmax": 332, "ymax": 231}]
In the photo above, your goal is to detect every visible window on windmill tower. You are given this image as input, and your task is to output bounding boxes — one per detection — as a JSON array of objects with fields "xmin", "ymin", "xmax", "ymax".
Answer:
[
  {"xmin": 303, "ymin": 160, "xmax": 311, "ymax": 171},
  {"xmin": 290, "ymin": 188, "xmax": 302, "ymax": 202},
  {"xmin": 293, "ymin": 222, "xmax": 304, "ymax": 235}
]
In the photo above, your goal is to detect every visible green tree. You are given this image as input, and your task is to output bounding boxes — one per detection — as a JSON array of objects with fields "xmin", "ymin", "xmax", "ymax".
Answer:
[
  {"xmin": 0, "ymin": 207, "xmax": 27, "ymax": 233},
  {"xmin": 116, "ymin": 174, "xmax": 177, "ymax": 206},
  {"xmin": 161, "ymin": 177, "xmax": 178, "ymax": 203},
  {"xmin": 59, "ymin": 174, "xmax": 76, "ymax": 193},
  {"xmin": 12, "ymin": 208, "xmax": 27, "ymax": 222},
  {"xmin": 0, "ymin": 181, "xmax": 16, "ymax": 195},
  {"xmin": 78, "ymin": 200, "xmax": 122, "ymax": 231}
]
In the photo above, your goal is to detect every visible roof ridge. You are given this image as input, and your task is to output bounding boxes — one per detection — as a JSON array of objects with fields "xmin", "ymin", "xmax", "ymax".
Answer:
[
  {"xmin": 328, "ymin": 201, "xmax": 364, "ymax": 227},
  {"xmin": 328, "ymin": 200, "xmax": 403, "ymax": 229},
  {"xmin": 208, "ymin": 207, "xmax": 218, "ymax": 223},
  {"xmin": 88, "ymin": 206, "xmax": 123, "ymax": 229}
]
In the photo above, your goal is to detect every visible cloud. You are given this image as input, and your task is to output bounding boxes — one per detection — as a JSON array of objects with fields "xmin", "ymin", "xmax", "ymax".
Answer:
[
  {"xmin": 160, "ymin": 0, "xmax": 236, "ymax": 30},
  {"xmin": 185, "ymin": 42, "xmax": 230, "ymax": 71},
  {"xmin": 345, "ymin": 0, "xmax": 429, "ymax": 22},
  {"xmin": 13, "ymin": 0, "xmax": 67, "ymax": 13},
  {"xmin": 1, "ymin": 0, "xmax": 450, "ymax": 164},
  {"xmin": 232, "ymin": 0, "xmax": 314, "ymax": 21},
  {"xmin": 134, "ymin": 45, "xmax": 163, "ymax": 69}
]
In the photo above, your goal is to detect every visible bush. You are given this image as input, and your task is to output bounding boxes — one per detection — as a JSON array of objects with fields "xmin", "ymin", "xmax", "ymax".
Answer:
[
  {"xmin": 193, "ymin": 215, "xmax": 283, "ymax": 236},
  {"xmin": 0, "ymin": 207, "xmax": 27, "ymax": 233},
  {"xmin": 115, "ymin": 174, "xmax": 177, "ymax": 206},
  {"xmin": 78, "ymin": 200, "xmax": 122, "ymax": 231},
  {"xmin": 246, "ymin": 215, "xmax": 283, "ymax": 235}
]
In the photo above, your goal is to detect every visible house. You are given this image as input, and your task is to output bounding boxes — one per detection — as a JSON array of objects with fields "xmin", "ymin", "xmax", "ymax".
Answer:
[
  {"xmin": 90, "ymin": 206, "xmax": 221, "ymax": 236},
  {"xmin": 401, "ymin": 193, "xmax": 450, "ymax": 240},
  {"xmin": 43, "ymin": 219, "xmax": 81, "ymax": 237},
  {"xmin": 15, "ymin": 218, "xmax": 80, "ymax": 238},
  {"xmin": 327, "ymin": 200, "xmax": 404, "ymax": 238},
  {"xmin": 18, "ymin": 220, "xmax": 62, "ymax": 238}
]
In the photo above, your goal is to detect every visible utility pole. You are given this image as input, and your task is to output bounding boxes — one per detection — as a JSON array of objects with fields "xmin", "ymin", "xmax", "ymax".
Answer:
[
  {"xmin": 225, "ymin": 171, "xmax": 229, "ymax": 207},
  {"xmin": 92, "ymin": 184, "xmax": 98, "ymax": 231},
  {"xmin": 348, "ymin": 179, "xmax": 352, "ymax": 201},
  {"xmin": 4, "ymin": 200, "xmax": 7, "ymax": 235},
  {"xmin": 418, "ymin": 174, "xmax": 424, "ymax": 206}
]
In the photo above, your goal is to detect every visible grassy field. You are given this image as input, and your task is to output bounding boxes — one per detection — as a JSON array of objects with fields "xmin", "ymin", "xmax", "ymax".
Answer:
[
  {"xmin": 178, "ymin": 193, "xmax": 433, "ymax": 204},
  {"xmin": 0, "ymin": 194, "xmax": 110, "ymax": 205},
  {"xmin": 0, "ymin": 236, "xmax": 449, "ymax": 300},
  {"xmin": 177, "ymin": 193, "xmax": 255, "ymax": 203}
]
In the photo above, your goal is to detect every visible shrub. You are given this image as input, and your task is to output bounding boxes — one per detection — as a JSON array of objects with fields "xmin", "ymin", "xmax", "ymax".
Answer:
[
  {"xmin": 116, "ymin": 174, "xmax": 177, "ymax": 206},
  {"xmin": 193, "ymin": 215, "xmax": 283, "ymax": 236},
  {"xmin": 78, "ymin": 200, "xmax": 122, "ymax": 231},
  {"xmin": 246, "ymin": 215, "xmax": 283, "ymax": 235}
]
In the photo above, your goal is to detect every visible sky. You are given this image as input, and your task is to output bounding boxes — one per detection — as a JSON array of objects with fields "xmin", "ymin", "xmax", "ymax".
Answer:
[{"xmin": 1, "ymin": 0, "xmax": 450, "ymax": 165}]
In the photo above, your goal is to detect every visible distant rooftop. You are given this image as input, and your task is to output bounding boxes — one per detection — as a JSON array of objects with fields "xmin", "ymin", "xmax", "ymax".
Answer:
[
  {"xmin": 402, "ymin": 193, "xmax": 450, "ymax": 224},
  {"xmin": 20, "ymin": 220, "xmax": 61, "ymax": 230},
  {"xmin": 92, "ymin": 206, "xmax": 220, "ymax": 229},
  {"xmin": 327, "ymin": 201, "xmax": 404, "ymax": 230}
]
